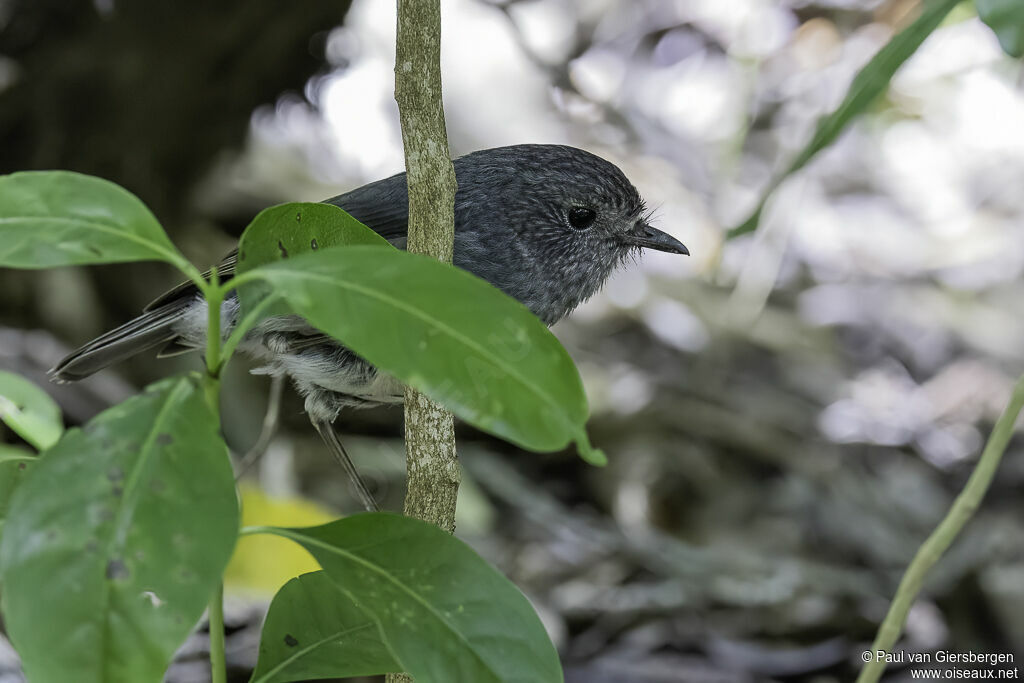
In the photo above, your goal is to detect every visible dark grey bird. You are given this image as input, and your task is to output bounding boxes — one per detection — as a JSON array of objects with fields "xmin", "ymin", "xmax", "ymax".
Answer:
[{"xmin": 51, "ymin": 144, "xmax": 688, "ymax": 509}]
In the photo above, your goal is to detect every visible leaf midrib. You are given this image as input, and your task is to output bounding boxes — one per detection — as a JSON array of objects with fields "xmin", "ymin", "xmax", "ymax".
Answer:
[{"xmin": 252, "ymin": 622, "xmax": 377, "ymax": 683}]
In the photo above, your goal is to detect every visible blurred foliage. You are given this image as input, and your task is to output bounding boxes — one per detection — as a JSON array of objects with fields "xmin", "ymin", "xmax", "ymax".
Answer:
[
  {"xmin": 0, "ymin": 0, "xmax": 356, "ymax": 397},
  {"xmin": 0, "ymin": 0, "xmax": 350, "ymax": 221},
  {"xmin": 729, "ymin": 0, "xmax": 962, "ymax": 238},
  {"xmin": 977, "ymin": 0, "xmax": 1024, "ymax": 57},
  {"xmin": 0, "ymin": 370, "xmax": 62, "ymax": 450}
]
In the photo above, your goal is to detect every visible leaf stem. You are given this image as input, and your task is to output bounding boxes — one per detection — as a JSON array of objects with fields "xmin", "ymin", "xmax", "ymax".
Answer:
[
  {"xmin": 857, "ymin": 371, "xmax": 1024, "ymax": 682},
  {"xmin": 219, "ymin": 293, "xmax": 281, "ymax": 368},
  {"xmin": 205, "ymin": 270, "xmax": 224, "ymax": 381},
  {"xmin": 169, "ymin": 255, "xmax": 211, "ymax": 298},
  {"xmin": 208, "ymin": 582, "xmax": 227, "ymax": 683},
  {"xmin": 202, "ymin": 269, "xmax": 229, "ymax": 683}
]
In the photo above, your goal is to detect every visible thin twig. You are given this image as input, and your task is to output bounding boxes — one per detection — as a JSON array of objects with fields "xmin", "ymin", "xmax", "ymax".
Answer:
[
  {"xmin": 235, "ymin": 374, "xmax": 285, "ymax": 479},
  {"xmin": 857, "ymin": 372, "xmax": 1024, "ymax": 682}
]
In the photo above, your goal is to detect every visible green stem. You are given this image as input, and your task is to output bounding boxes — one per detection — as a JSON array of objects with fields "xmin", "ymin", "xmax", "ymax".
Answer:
[
  {"xmin": 857, "ymin": 372, "xmax": 1024, "ymax": 682},
  {"xmin": 205, "ymin": 270, "xmax": 224, "ymax": 381},
  {"xmin": 208, "ymin": 582, "xmax": 227, "ymax": 683},
  {"xmin": 201, "ymin": 269, "xmax": 229, "ymax": 683},
  {"xmin": 169, "ymin": 255, "xmax": 211, "ymax": 298},
  {"xmin": 219, "ymin": 293, "xmax": 281, "ymax": 367}
]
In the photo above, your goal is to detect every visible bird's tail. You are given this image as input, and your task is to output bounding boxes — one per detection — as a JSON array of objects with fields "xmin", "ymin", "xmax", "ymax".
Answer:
[{"xmin": 50, "ymin": 300, "xmax": 193, "ymax": 382}]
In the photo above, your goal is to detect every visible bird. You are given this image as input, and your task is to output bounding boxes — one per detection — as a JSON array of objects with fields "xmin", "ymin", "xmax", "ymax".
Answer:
[{"xmin": 50, "ymin": 144, "xmax": 689, "ymax": 510}]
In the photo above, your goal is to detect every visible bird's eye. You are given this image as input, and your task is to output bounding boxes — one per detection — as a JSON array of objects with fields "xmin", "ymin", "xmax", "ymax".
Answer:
[{"xmin": 567, "ymin": 207, "xmax": 597, "ymax": 230}]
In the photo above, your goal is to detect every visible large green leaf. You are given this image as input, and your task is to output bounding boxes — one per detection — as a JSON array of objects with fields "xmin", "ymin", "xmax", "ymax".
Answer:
[
  {"xmin": 978, "ymin": 0, "xmax": 1024, "ymax": 57},
  {"xmin": 729, "ymin": 0, "xmax": 962, "ymax": 238},
  {"xmin": 0, "ymin": 375, "xmax": 239, "ymax": 683},
  {"xmin": 0, "ymin": 370, "xmax": 63, "ymax": 451},
  {"xmin": 0, "ymin": 171, "xmax": 186, "ymax": 268},
  {"xmin": 251, "ymin": 571, "xmax": 398, "ymax": 683},
  {"xmin": 235, "ymin": 246, "xmax": 602, "ymax": 463},
  {"xmin": 256, "ymin": 514, "xmax": 563, "ymax": 683}
]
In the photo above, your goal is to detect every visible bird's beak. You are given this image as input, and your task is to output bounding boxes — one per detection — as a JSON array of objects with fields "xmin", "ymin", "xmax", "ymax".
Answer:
[{"xmin": 622, "ymin": 222, "xmax": 689, "ymax": 255}]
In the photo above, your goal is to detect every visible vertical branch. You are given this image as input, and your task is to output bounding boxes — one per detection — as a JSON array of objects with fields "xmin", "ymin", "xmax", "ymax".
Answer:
[
  {"xmin": 394, "ymin": 4, "xmax": 459, "ymax": 530},
  {"xmin": 390, "ymin": 2, "xmax": 457, "ymax": 679}
]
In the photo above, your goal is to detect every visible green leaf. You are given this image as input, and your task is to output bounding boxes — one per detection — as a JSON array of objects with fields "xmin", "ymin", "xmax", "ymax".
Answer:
[
  {"xmin": 978, "ymin": 0, "xmax": 1024, "ymax": 57},
  {"xmin": 0, "ymin": 171, "xmax": 187, "ymax": 269},
  {"xmin": 0, "ymin": 375, "xmax": 239, "ymax": 683},
  {"xmin": 0, "ymin": 370, "xmax": 63, "ymax": 451},
  {"xmin": 255, "ymin": 514, "xmax": 563, "ymax": 683},
  {"xmin": 236, "ymin": 247, "xmax": 602, "ymax": 462},
  {"xmin": 234, "ymin": 202, "xmax": 392, "ymax": 322},
  {"xmin": 238, "ymin": 202, "xmax": 390, "ymax": 266},
  {"xmin": 728, "ymin": 0, "xmax": 962, "ymax": 239},
  {"xmin": 251, "ymin": 571, "xmax": 398, "ymax": 683}
]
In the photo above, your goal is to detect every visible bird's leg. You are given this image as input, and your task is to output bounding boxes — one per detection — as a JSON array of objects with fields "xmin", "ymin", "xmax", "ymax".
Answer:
[{"xmin": 312, "ymin": 419, "xmax": 380, "ymax": 512}]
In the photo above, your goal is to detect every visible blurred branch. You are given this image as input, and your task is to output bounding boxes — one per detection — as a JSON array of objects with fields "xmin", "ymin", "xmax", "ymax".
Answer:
[{"xmin": 464, "ymin": 449, "xmax": 878, "ymax": 606}]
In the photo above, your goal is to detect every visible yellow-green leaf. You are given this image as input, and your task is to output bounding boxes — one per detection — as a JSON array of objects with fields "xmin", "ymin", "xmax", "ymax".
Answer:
[{"xmin": 0, "ymin": 371, "xmax": 63, "ymax": 451}]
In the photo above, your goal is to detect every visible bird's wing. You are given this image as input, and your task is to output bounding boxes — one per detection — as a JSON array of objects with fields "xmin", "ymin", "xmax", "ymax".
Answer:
[{"xmin": 144, "ymin": 172, "xmax": 412, "ymax": 312}]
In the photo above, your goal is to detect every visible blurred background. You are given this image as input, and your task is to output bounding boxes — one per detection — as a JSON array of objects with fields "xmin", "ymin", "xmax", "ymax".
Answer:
[{"xmin": 2, "ymin": 0, "xmax": 1023, "ymax": 680}]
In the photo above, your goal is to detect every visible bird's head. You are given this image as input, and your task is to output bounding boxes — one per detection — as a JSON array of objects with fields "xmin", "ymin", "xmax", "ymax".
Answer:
[{"xmin": 454, "ymin": 144, "xmax": 688, "ymax": 323}]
